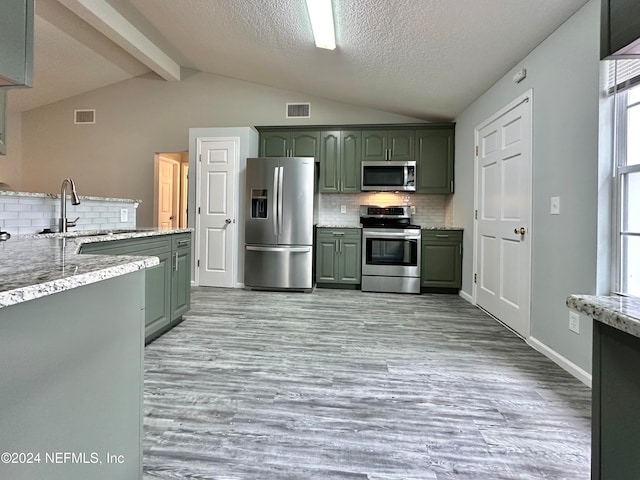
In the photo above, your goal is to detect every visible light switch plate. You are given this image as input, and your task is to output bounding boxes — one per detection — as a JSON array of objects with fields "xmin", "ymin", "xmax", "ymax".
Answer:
[
  {"xmin": 120, "ymin": 208, "xmax": 128, "ymax": 222},
  {"xmin": 340, "ymin": 205, "xmax": 346, "ymax": 214},
  {"xmin": 550, "ymin": 196, "xmax": 560, "ymax": 215},
  {"xmin": 410, "ymin": 206, "xmax": 416, "ymax": 214}
]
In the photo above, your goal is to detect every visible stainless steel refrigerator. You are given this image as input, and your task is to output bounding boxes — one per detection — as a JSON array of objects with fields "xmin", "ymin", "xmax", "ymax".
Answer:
[{"xmin": 244, "ymin": 157, "xmax": 315, "ymax": 292}]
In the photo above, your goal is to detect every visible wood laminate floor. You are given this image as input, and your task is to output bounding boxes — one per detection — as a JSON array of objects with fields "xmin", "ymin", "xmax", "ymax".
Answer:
[{"xmin": 143, "ymin": 288, "xmax": 591, "ymax": 479}]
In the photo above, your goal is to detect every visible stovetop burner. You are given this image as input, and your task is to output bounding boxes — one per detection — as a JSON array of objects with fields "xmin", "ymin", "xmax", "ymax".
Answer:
[{"xmin": 359, "ymin": 205, "xmax": 420, "ymax": 229}]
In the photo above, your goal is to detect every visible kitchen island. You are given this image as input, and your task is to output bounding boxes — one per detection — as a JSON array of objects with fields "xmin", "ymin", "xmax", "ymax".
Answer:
[
  {"xmin": 567, "ymin": 294, "xmax": 640, "ymax": 480},
  {"xmin": 0, "ymin": 230, "xmax": 184, "ymax": 480}
]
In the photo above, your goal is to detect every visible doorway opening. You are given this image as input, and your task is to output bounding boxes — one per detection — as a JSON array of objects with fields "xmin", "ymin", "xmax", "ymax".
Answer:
[{"xmin": 154, "ymin": 152, "xmax": 189, "ymax": 229}]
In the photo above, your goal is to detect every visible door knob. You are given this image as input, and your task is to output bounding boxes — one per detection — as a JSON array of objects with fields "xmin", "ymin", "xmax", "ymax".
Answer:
[
  {"xmin": 225, "ymin": 218, "xmax": 232, "ymax": 224},
  {"xmin": 514, "ymin": 227, "xmax": 526, "ymax": 235}
]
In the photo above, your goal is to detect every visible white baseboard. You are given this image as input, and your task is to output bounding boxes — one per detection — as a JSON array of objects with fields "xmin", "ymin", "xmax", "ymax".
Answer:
[
  {"xmin": 459, "ymin": 290, "xmax": 473, "ymax": 303},
  {"xmin": 527, "ymin": 336, "xmax": 592, "ymax": 388}
]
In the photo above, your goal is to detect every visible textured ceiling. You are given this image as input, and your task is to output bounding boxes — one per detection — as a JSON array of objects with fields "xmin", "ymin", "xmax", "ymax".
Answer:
[{"xmin": 8, "ymin": 0, "xmax": 590, "ymax": 120}]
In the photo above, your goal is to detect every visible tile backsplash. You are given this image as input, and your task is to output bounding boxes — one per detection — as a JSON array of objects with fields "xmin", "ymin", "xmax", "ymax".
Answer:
[
  {"xmin": 0, "ymin": 192, "xmax": 138, "ymax": 235},
  {"xmin": 318, "ymin": 192, "xmax": 453, "ymax": 226}
]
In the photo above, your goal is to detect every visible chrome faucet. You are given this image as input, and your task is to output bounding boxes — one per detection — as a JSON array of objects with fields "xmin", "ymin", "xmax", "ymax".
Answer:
[{"xmin": 59, "ymin": 178, "xmax": 80, "ymax": 232}]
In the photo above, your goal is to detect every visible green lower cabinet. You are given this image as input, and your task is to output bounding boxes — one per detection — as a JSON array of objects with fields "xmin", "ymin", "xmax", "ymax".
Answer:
[
  {"xmin": 420, "ymin": 230, "xmax": 462, "ymax": 290},
  {"xmin": 171, "ymin": 233, "xmax": 192, "ymax": 320},
  {"xmin": 592, "ymin": 322, "xmax": 640, "ymax": 480},
  {"xmin": 80, "ymin": 232, "xmax": 192, "ymax": 343},
  {"xmin": 145, "ymin": 250, "xmax": 172, "ymax": 337},
  {"xmin": 316, "ymin": 228, "xmax": 361, "ymax": 287}
]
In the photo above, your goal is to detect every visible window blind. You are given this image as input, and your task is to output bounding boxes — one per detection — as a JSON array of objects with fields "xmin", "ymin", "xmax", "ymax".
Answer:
[{"xmin": 607, "ymin": 59, "xmax": 640, "ymax": 93}]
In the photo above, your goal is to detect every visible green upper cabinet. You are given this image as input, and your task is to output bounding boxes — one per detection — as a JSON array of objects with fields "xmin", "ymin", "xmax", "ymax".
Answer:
[
  {"xmin": 362, "ymin": 129, "xmax": 415, "ymax": 161},
  {"xmin": 319, "ymin": 130, "xmax": 361, "ymax": 193},
  {"xmin": 0, "ymin": 0, "xmax": 34, "ymax": 88},
  {"xmin": 416, "ymin": 127, "xmax": 454, "ymax": 194},
  {"xmin": 259, "ymin": 124, "xmax": 454, "ymax": 194},
  {"xmin": 260, "ymin": 130, "xmax": 320, "ymax": 158},
  {"xmin": 261, "ymin": 131, "xmax": 289, "ymax": 157}
]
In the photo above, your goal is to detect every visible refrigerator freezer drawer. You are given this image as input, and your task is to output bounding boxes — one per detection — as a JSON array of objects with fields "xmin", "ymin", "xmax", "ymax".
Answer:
[{"xmin": 244, "ymin": 245, "xmax": 314, "ymax": 292}]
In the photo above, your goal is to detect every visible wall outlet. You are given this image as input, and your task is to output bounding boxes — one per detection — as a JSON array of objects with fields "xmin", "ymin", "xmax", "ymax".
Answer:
[
  {"xmin": 340, "ymin": 205, "xmax": 346, "ymax": 214},
  {"xmin": 569, "ymin": 311, "xmax": 580, "ymax": 334},
  {"xmin": 550, "ymin": 196, "xmax": 560, "ymax": 215},
  {"xmin": 410, "ymin": 205, "xmax": 416, "ymax": 214},
  {"xmin": 120, "ymin": 208, "xmax": 128, "ymax": 223}
]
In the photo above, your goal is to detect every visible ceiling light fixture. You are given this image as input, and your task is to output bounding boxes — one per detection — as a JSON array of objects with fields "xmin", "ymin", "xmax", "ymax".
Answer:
[{"xmin": 306, "ymin": 0, "xmax": 336, "ymax": 50}]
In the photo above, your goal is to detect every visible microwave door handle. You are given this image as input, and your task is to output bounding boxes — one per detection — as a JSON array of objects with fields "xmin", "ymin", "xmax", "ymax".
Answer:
[
  {"xmin": 404, "ymin": 165, "xmax": 408, "ymax": 187},
  {"xmin": 273, "ymin": 166, "xmax": 279, "ymax": 236}
]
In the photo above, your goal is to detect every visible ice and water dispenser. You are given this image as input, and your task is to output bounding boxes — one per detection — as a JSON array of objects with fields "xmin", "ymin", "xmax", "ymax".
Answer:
[{"xmin": 251, "ymin": 189, "xmax": 268, "ymax": 219}]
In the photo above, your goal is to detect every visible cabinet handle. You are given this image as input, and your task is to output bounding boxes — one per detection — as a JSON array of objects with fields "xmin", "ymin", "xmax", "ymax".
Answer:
[
  {"xmin": 435, "ymin": 234, "xmax": 449, "ymax": 238},
  {"xmin": 177, "ymin": 239, "xmax": 190, "ymax": 246},
  {"xmin": 174, "ymin": 252, "xmax": 179, "ymax": 271},
  {"xmin": 332, "ymin": 232, "xmax": 345, "ymax": 236},
  {"xmin": 339, "ymin": 239, "xmax": 343, "ymax": 254}
]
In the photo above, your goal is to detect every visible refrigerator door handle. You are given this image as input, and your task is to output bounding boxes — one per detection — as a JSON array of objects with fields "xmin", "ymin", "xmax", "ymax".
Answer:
[
  {"xmin": 277, "ymin": 165, "xmax": 284, "ymax": 236},
  {"xmin": 272, "ymin": 166, "xmax": 279, "ymax": 236},
  {"xmin": 246, "ymin": 246, "xmax": 311, "ymax": 253}
]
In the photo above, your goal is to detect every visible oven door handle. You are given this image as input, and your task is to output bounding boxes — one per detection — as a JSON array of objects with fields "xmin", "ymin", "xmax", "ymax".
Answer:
[{"xmin": 364, "ymin": 232, "xmax": 421, "ymax": 240}]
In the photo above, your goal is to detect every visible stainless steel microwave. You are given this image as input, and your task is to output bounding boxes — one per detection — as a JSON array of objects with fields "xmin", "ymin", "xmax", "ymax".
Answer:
[{"xmin": 361, "ymin": 161, "xmax": 416, "ymax": 192}]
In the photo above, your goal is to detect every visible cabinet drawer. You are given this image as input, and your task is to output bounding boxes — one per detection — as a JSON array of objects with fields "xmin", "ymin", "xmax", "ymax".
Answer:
[
  {"xmin": 421, "ymin": 230, "xmax": 462, "ymax": 242},
  {"xmin": 317, "ymin": 228, "xmax": 361, "ymax": 238},
  {"xmin": 172, "ymin": 233, "xmax": 192, "ymax": 250}
]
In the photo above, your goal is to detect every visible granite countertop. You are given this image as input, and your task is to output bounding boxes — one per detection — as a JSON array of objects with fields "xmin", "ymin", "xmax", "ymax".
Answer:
[
  {"xmin": 0, "ymin": 190, "xmax": 141, "ymax": 204},
  {"xmin": 422, "ymin": 226, "xmax": 464, "ymax": 231},
  {"xmin": 316, "ymin": 225, "xmax": 464, "ymax": 230},
  {"xmin": 567, "ymin": 294, "xmax": 640, "ymax": 338},
  {"xmin": 316, "ymin": 224, "xmax": 362, "ymax": 229},
  {"xmin": 0, "ymin": 228, "xmax": 191, "ymax": 309}
]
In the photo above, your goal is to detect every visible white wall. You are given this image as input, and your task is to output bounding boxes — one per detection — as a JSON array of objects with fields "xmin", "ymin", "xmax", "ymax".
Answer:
[
  {"xmin": 453, "ymin": 0, "xmax": 601, "ymax": 375},
  {"xmin": 188, "ymin": 126, "xmax": 259, "ymax": 286},
  {"xmin": 19, "ymin": 70, "xmax": 422, "ymax": 226}
]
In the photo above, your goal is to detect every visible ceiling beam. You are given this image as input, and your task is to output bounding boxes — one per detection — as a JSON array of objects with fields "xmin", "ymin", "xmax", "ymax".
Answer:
[{"xmin": 56, "ymin": 0, "xmax": 181, "ymax": 81}]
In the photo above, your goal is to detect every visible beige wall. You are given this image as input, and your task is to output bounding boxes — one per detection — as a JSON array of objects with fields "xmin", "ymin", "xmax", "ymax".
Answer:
[
  {"xmin": 0, "ymin": 111, "xmax": 22, "ymax": 190},
  {"xmin": 20, "ymin": 70, "xmax": 422, "ymax": 225}
]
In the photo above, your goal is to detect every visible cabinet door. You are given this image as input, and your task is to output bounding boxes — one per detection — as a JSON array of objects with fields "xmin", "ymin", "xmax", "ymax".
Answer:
[
  {"xmin": 316, "ymin": 232, "xmax": 339, "ymax": 283},
  {"xmin": 338, "ymin": 236, "xmax": 361, "ymax": 284},
  {"xmin": 0, "ymin": 0, "xmax": 34, "ymax": 88},
  {"xmin": 421, "ymin": 240, "xmax": 462, "ymax": 288},
  {"xmin": 171, "ymin": 234, "xmax": 192, "ymax": 321},
  {"xmin": 362, "ymin": 130, "xmax": 388, "ymax": 160},
  {"xmin": 171, "ymin": 246, "xmax": 191, "ymax": 320},
  {"xmin": 260, "ymin": 131, "xmax": 289, "ymax": 157},
  {"xmin": 388, "ymin": 129, "xmax": 415, "ymax": 160},
  {"xmin": 145, "ymin": 250, "xmax": 172, "ymax": 338},
  {"xmin": 290, "ymin": 131, "xmax": 320, "ymax": 158},
  {"xmin": 416, "ymin": 128, "xmax": 454, "ymax": 194},
  {"xmin": 319, "ymin": 131, "xmax": 340, "ymax": 193},
  {"xmin": 341, "ymin": 130, "xmax": 361, "ymax": 192}
]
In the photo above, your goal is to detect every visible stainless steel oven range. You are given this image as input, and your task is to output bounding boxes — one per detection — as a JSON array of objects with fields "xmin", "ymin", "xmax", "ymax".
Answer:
[{"xmin": 360, "ymin": 205, "xmax": 421, "ymax": 294}]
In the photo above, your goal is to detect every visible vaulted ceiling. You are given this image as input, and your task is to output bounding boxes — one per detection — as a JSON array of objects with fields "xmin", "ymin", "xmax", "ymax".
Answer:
[{"xmin": 8, "ymin": 0, "xmax": 591, "ymax": 120}]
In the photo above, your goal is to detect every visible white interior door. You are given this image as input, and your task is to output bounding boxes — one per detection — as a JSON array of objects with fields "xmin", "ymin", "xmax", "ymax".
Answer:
[
  {"xmin": 155, "ymin": 155, "xmax": 179, "ymax": 229},
  {"xmin": 196, "ymin": 137, "xmax": 238, "ymax": 287},
  {"xmin": 475, "ymin": 92, "xmax": 532, "ymax": 338}
]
